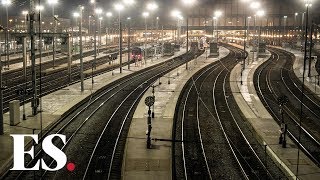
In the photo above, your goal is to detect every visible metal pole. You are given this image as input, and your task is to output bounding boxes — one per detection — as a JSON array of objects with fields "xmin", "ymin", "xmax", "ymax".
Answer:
[
  {"xmin": 186, "ymin": 16, "xmax": 189, "ymax": 70},
  {"xmin": 0, "ymin": 36, "xmax": 3, "ymax": 134},
  {"xmin": 52, "ymin": 6, "xmax": 56, "ymax": 69},
  {"xmin": 98, "ymin": 18, "xmax": 101, "ymax": 55},
  {"xmin": 93, "ymin": 3, "xmax": 97, "ymax": 70},
  {"xmin": 119, "ymin": 11, "xmax": 123, "ymax": 73},
  {"xmin": 30, "ymin": 0, "xmax": 38, "ymax": 116},
  {"xmin": 284, "ymin": 17, "xmax": 287, "ymax": 43},
  {"xmin": 127, "ymin": 18, "xmax": 131, "ymax": 70},
  {"xmin": 212, "ymin": 18, "xmax": 214, "ymax": 40},
  {"xmin": 258, "ymin": 18, "xmax": 262, "ymax": 60},
  {"xmin": 301, "ymin": 12, "xmax": 305, "ymax": 47},
  {"xmin": 216, "ymin": 18, "xmax": 219, "ymax": 43},
  {"xmin": 242, "ymin": 14, "xmax": 247, "ymax": 85},
  {"xmin": 294, "ymin": 14, "xmax": 297, "ymax": 32},
  {"xmin": 144, "ymin": 16, "xmax": 147, "ymax": 64},
  {"xmin": 296, "ymin": 5, "xmax": 309, "ymax": 180},
  {"xmin": 79, "ymin": 6, "xmax": 84, "ymax": 92},
  {"xmin": 308, "ymin": 22, "xmax": 313, "ymax": 77},
  {"xmin": 89, "ymin": 15, "xmax": 91, "ymax": 42},
  {"xmin": 22, "ymin": 37, "xmax": 27, "ymax": 120},
  {"xmin": 68, "ymin": 34, "xmax": 72, "ymax": 84},
  {"xmin": 38, "ymin": 0, "xmax": 43, "ymax": 139},
  {"xmin": 6, "ymin": 6, "xmax": 10, "ymax": 70}
]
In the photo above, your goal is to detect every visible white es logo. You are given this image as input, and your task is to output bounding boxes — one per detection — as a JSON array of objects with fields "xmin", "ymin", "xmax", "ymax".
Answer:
[{"xmin": 10, "ymin": 134, "xmax": 67, "ymax": 171}]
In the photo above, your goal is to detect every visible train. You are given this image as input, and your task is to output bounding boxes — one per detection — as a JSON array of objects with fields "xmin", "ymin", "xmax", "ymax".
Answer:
[
  {"xmin": 131, "ymin": 47, "xmax": 143, "ymax": 62},
  {"xmin": 209, "ymin": 42, "xmax": 219, "ymax": 57},
  {"xmin": 163, "ymin": 42, "xmax": 174, "ymax": 56},
  {"xmin": 174, "ymin": 44, "xmax": 180, "ymax": 52},
  {"xmin": 190, "ymin": 42, "xmax": 199, "ymax": 52}
]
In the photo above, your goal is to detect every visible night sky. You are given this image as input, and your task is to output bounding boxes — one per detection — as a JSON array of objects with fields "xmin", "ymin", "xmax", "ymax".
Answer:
[
  {"xmin": 4, "ymin": 0, "xmax": 214, "ymax": 17},
  {"xmin": 1, "ymin": 0, "xmax": 318, "ymax": 20}
]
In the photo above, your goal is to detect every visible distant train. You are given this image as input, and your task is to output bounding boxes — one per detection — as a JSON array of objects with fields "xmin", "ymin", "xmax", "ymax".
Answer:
[
  {"xmin": 209, "ymin": 42, "xmax": 219, "ymax": 57},
  {"xmin": 163, "ymin": 42, "xmax": 174, "ymax": 56},
  {"xmin": 199, "ymin": 42, "xmax": 204, "ymax": 50},
  {"xmin": 174, "ymin": 44, "xmax": 180, "ymax": 52},
  {"xmin": 190, "ymin": 42, "xmax": 199, "ymax": 52},
  {"xmin": 131, "ymin": 47, "xmax": 142, "ymax": 61}
]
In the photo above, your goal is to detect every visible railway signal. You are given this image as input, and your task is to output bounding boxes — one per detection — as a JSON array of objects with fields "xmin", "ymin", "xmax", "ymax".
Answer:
[
  {"xmin": 277, "ymin": 95, "xmax": 289, "ymax": 148},
  {"xmin": 145, "ymin": 96, "xmax": 155, "ymax": 149}
]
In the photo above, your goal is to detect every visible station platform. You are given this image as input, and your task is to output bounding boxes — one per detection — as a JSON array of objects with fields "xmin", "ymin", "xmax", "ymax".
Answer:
[
  {"xmin": 0, "ymin": 49, "xmax": 185, "ymax": 177},
  {"xmin": 273, "ymin": 46, "xmax": 320, "ymax": 98},
  {"xmin": 230, "ymin": 43, "xmax": 320, "ymax": 179},
  {"xmin": 121, "ymin": 48, "xmax": 230, "ymax": 180}
]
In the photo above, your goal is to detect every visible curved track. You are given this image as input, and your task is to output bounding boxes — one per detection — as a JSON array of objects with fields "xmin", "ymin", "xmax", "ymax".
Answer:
[
  {"xmin": 3, "ymin": 49, "xmax": 203, "ymax": 180},
  {"xmin": 254, "ymin": 47, "xmax": 320, "ymax": 167},
  {"xmin": 173, "ymin": 44, "xmax": 286, "ymax": 180}
]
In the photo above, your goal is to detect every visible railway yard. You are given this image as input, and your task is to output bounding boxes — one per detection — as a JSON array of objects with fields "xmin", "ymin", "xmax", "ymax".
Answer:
[{"xmin": 1, "ymin": 0, "xmax": 320, "ymax": 179}]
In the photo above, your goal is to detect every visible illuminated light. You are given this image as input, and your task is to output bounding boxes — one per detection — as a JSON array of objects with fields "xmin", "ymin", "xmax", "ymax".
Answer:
[
  {"xmin": 214, "ymin": 10, "xmax": 222, "ymax": 17},
  {"xmin": 250, "ymin": 2, "xmax": 260, "ymax": 9},
  {"xmin": 147, "ymin": 2, "xmax": 158, "ymax": 11},
  {"xmin": 142, "ymin": 11, "xmax": 149, "ymax": 17},
  {"xmin": 171, "ymin": 9, "xmax": 181, "ymax": 17},
  {"xmin": 22, "ymin": 10, "xmax": 28, "ymax": 15},
  {"xmin": 1, "ymin": 0, "xmax": 11, "ymax": 6},
  {"xmin": 123, "ymin": 0, "xmax": 135, "ymax": 5},
  {"xmin": 106, "ymin": 12, "xmax": 112, "ymax": 17},
  {"xmin": 47, "ymin": 0, "xmax": 58, "ymax": 5},
  {"xmin": 73, "ymin": 12, "xmax": 80, "ymax": 17},
  {"xmin": 36, "ymin": 5, "xmax": 44, "ymax": 11},
  {"xmin": 256, "ymin": 10, "xmax": 265, "ymax": 17},
  {"xmin": 114, "ymin": 3, "xmax": 124, "ymax": 11},
  {"xmin": 182, "ymin": 0, "xmax": 196, "ymax": 6},
  {"xmin": 95, "ymin": 8, "xmax": 103, "ymax": 14}
]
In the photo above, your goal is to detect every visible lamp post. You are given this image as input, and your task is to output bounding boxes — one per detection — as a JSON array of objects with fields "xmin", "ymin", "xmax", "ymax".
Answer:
[
  {"xmin": 2, "ymin": 0, "xmax": 11, "ymax": 70},
  {"xmin": 283, "ymin": 16, "xmax": 288, "ymax": 43},
  {"xmin": 95, "ymin": 8, "xmax": 103, "ymax": 56},
  {"xmin": 250, "ymin": 1, "xmax": 261, "ymax": 54},
  {"xmin": 114, "ymin": 3, "xmax": 124, "ymax": 73},
  {"xmin": 127, "ymin": 17, "xmax": 131, "ymax": 70},
  {"xmin": 247, "ymin": 16, "xmax": 251, "ymax": 48},
  {"xmin": 171, "ymin": 10, "xmax": 183, "ymax": 45},
  {"xmin": 256, "ymin": 10, "xmax": 265, "ymax": 59},
  {"xmin": 98, "ymin": 16, "xmax": 103, "ymax": 55},
  {"xmin": 47, "ymin": 0, "xmax": 58, "ymax": 69},
  {"xmin": 22, "ymin": 10, "xmax": 28, "ymax": 32},
  {"xmin": 181, "ymin": 0, "xmax": 196, "ymax": 70},
  {"xmin": 106, "ymin": 12, "xmax": 112, "ymax": 51},
  {"xmin": 74, "ymin": 6, "xmax": 84, "ymax": 92},
  {"xmin": 88, "ymin": 15, "xmax": 91, "ymax": 48},
  {"xmin": 294, "ymin": 13, "xmax": 298, "ymax": 31},
  {"xmin": 143, "ymin": 11, "xmax": 149, "ymax": 64},
  {"xmin": 212, "ymin": 16, "xmax": 217, "ymax": 41},
  {"xmin": 296, "ymin": 1, "xmax": 313, "ymax": 179},
  {"xmin": 147, "ymin": 2, "xmax": 158, "ymax": 44},
  {"xmin": 214, "ymin": 10, "xmax": 222, "ymax": 43},
  {"xmin": 0, "ymin": 25, "xmax": 4, "ymax": 134}
]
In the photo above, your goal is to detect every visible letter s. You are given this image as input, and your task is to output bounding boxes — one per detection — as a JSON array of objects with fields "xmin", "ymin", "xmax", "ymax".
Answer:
[{"xmin": 41, "ymin": 134, "xmax": 67, "ymax": 171}]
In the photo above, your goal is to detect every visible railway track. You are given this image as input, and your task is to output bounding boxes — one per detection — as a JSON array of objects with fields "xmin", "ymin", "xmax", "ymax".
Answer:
[
  {"xmin": 254, "ymin": 47, "xmax": 320, "ymax": 167},
  {"xmin": 1, "ymin": 44, "xmax": 136, "ymax": 112},
  {"xmin": 173, "ymin": 44, "xmax": 286, "ymax": 179},
  {"xmin": 2, "ymin": 49, "xmax": 203, "ymax": 180}
]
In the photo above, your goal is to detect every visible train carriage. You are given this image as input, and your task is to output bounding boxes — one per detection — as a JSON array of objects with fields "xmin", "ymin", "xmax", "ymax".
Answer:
[
  {"xmin": 163, "ymin": 42, "xmax": 174, "ymax": 56},
  {"xmin": 131, "ymin": 47, "xmax": 143, "ymax": 62},
  {"xmin": 190, "ymin": 42, "xmax": 199, "ymax": 52}
]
